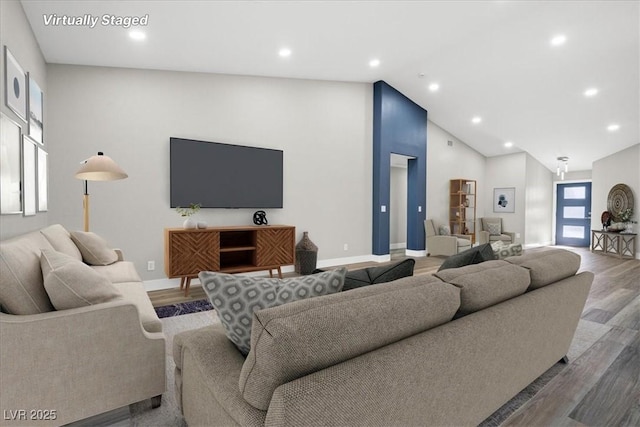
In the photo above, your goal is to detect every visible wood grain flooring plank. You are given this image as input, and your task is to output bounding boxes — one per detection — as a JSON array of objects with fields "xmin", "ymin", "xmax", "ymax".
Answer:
[
  {"xmin": 582, "ymin": 307, "xmax": 615, "ymax": 324},
  {"xmin": 501, "ymin": 327, "xmax": 638, "ymax": 426},
  {"xmin": 569, "ymin": 333, "xmax": 640, "ymax": 426},
  {"xmin": 607, "ymin": 295, "xmax": 640, "ymax": 331}
]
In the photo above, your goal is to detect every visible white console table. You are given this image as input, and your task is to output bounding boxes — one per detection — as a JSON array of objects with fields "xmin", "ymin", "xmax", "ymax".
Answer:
[{"xmin": 591, "ymin": 230, "xmax": 636, "ymax": 259}]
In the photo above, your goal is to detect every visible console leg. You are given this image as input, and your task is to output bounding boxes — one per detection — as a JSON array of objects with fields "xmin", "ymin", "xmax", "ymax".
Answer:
[
  {"xmin": 184, "ymin": 277, "xmax": 191, "ymax": 297},
  {"xmin": 151, "ymin": 395, "xmax": 162, "ymax": 408},
  {"xmin": 179, "ymin": 277, "xmax": 185, "ymax": 290},
  {"xmin": 560, "ymin": 355, "xmax": 569, "ymax": 364},
  {"xmin": 277, "ymin": 266, "xmax": 283, "ymax": 279}
]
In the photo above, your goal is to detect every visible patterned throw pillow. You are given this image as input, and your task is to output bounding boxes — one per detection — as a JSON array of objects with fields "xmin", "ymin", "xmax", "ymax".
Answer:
[
  {"xmin": 438, "ymin": 225, "xmax": 451, "ymax": 236},
  {"xmin": 487, "ymin": 222, "xmax": 502, "ymax": 236},
  {"xmin": 200, "ymin": 268, "xmax": 347, "ymax": 355},
  {"xmin": 494, "ymin": 243, "xmax": 523, "ymax": 259}
]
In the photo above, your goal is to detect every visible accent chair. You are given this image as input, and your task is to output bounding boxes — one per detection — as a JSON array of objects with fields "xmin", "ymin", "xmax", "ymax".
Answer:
[
  {"xmin": 424, "ymin": 219, "xmax": 472, "ymax": 257},
  {"xmin": 478, "ymin": 217, "xmax": 516, "ymax": 245}
]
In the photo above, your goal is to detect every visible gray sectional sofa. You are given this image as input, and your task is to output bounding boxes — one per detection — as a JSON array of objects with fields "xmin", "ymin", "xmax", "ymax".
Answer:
[
  {"xmin": 0, "ymin": 224, "xmax": 165, "ymax": 426},
  {"xmin": 174, "ymin": 248, "xmax": 593, "ymax": 426}
]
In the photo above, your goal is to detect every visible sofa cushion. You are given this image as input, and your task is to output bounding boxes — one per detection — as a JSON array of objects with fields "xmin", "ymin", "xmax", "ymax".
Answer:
[
  {"xmin": 0, "ymin": 231, "xmax": 55, "ymax": 314},
  {"xmin": 40, "ymin": 224, "xmax": 82, "ymax": 261},
  {"xmin": 239, "ymin": 274, "xmax": 459, "ymax": 410},
  {"xmin": 70, "ymin": 231, "xmax": 118, "ymax": 266},
  {"xmin": 434, "ymin": 260, "xmax": 530, "ymax": 316},
  {"xmin": 40, "ymin": 249, "xmax": 122, "ymax": 310},
  {"xmin": 91, "ymin": 261, "xmax": 142, "ymax": 284},
  {"xmin": 112, "ymin": 282, "xmax": 163, "ymax": 333},
  {"xmin": 200, "ymin": 268, "xmax": 346, "ymax": 355},
  {"xmin": 439, "ymin": 225, "xmax": 451, "ymax": 235},
  {"xmin": 505, "ymin": 249, "xmax": 581, "ymax": 290},
  {"xmin": 438, "ymin": 243, "xmax": 495, "ymax": 271}
]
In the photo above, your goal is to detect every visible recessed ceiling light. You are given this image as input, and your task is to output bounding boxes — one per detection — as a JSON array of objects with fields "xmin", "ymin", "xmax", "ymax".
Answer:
[
  {"xmin": 504, "ymin": 141, "xmax": 513, "ymax": 148},
  {"xmin": 428, "ymin": 83, "xmax": 440, "ymax": 92},
  {"xmin": 369, "ymin": 59, "xmax": 381, "ymax": 68},
  {"xmin": 607, "ymin": 124, "xmax": 620, "ymax": 131},
  {"xmin": 471, "ymin": 116, "xmax": 482, "ymax": 124},
  {"xmin": 584, "ymin": 88, "xmax": 598, "ymax": 97},
  {"xmin": 550, "ymin": 34, "xmax": 567, "ymax": 46},
  {"xmin": 278, "ymin": 48, "xmax": 292, "ymax": 57},
  {"xmin": 129, "ymin": 30, "xmax": 146, "ymax": 41}
]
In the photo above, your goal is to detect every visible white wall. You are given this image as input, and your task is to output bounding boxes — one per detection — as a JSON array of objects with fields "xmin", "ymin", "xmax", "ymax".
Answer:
[
  {"xmin": 592, "ymin": 144, "xmax": 640, "ymax": 257},
  {"xmin": 426, "ymin": 121, "xmax": 486, "ymax": 232},
  {"xmin": 0, "ymin": 0, "xmax": 48, "ymax": 239},
  {"xmin": 525, "ymin": 154, "xmax": 553, "ymax": 246},
  {"xmin": 484, "ymin": 153, "xmax": 527, "ymax": 244},
  {"xmin": 46, "ymin": 65, "xmax": 373, "ymax": 279}
]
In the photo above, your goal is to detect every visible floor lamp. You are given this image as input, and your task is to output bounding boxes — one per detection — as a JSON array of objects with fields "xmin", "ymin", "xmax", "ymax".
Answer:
[{"xmin": 75, "ymin": 152, "xmax": 128, "ymax": 232}]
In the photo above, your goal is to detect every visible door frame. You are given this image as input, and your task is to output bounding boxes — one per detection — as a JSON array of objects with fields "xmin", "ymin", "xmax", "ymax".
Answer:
[{"xmin": 552, "ymin": 179, "xmax": 593, "ymax": 246}]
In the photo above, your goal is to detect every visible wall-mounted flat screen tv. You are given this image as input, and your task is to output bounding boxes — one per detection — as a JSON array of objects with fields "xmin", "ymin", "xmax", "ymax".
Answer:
[{"xmin": 170, "ymin": 138, "xmax": 283, "ymax": 208}]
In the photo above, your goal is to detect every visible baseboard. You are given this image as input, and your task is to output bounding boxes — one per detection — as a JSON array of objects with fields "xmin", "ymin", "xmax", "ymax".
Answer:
[{"xmin": 405, "ymin": 249, "xmax": 427, "ymax": 257}]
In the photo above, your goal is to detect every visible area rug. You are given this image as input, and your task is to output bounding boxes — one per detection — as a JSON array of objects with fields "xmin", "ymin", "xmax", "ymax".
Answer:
[{"xmin": 154, "ymin": 299, "xmax": 213, "ymax": 318}]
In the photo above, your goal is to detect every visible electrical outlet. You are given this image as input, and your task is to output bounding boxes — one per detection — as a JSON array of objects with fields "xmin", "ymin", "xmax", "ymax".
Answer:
[
  {"xmin": 147, "ymin": 261, "xmax": 155, "ymax": 271},
  {"xmin": 516, "ymin": 233, "xmax": 521, "ymax": 239},
  {"xmin": 343, "ymin": 243, "xmax": 349, "ymax": 251}
]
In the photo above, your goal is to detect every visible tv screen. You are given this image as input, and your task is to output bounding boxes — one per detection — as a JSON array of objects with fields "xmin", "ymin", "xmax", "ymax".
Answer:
[{"xmin": 170, "ymin": 138, "xmax": 283, "ymax": 208}]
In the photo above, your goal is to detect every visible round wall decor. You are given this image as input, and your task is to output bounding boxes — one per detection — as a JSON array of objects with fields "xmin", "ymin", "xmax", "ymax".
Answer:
[{"xmin": 607, "ymin": 183, "xmax": 634, "ymax": 221}]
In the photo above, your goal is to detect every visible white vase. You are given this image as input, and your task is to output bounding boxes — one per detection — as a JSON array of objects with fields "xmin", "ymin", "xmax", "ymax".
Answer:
[
  {"xmin": 624, "ymin": 222, "xmax": 633, "ymax": 234},
  {"xmin": 183, "ymin": 217, "xmax": 197, "ymax": 229}
]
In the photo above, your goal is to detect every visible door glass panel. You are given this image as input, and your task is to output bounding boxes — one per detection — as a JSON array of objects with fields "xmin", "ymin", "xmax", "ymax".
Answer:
[
  {"xmin": 564, "ymin": 187, "xmax": 586, "ymax": 199},
  {"xmin": 563, "ymin": 206, "xmax": 585, "ymax": 219},
  {"xmin": 563, "ymin": 225, "xmax": 584, "ymax": 239}
]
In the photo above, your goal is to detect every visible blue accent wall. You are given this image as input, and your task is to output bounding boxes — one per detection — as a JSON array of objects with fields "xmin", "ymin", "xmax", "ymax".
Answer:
[{"xmin": 373, "ymin": 81, "xmax": 427, "ymax": 255}]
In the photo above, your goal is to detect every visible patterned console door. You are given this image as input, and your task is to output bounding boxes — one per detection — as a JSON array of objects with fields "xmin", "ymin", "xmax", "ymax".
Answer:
[
  {"xmin": 166, "ymin": 229, "xmax": 220, "ymax": 277},
  {"xmin": 256, "ymin": 227, "xmax": 295, "ymax": 267}
]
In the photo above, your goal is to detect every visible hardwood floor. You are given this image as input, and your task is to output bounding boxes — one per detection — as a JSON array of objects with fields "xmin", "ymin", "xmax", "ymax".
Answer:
[
  {"xmin": 147, "ymin": 246, "xmax": 639, "ymax": 426},
  {"xmin": 503, "ymin": 246, "xmax": 640, "ymax": 427}
]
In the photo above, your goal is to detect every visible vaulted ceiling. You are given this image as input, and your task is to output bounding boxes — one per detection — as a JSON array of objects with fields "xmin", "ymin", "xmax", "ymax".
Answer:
[{"xmin": 21, "ymin": 0, "xmax": 639, "ymax": 172}]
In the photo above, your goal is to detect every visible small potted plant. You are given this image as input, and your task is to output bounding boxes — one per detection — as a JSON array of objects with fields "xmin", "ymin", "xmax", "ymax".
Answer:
[
  {"xmin": 619, "ymin": 208, "xmax": 637, "ymax": 234},
  {"xmin": 176, "ymin": 203, "xmax": 201, "ymax": 229}
]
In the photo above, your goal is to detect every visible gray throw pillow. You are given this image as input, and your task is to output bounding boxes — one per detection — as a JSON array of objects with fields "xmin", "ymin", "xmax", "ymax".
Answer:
[
  {"xmin": 438, "ymin": 243, "xmax": 496, "ymax": 271},
  {"xmin": 40, "ymin": 249, "xmax": 122, "ymax": 310},
  {"xmin": 70, "ymin": 231, "xmax": 118, "ymax": 266},
  {"xmin": 200, "ymin": 268, "xmax": 347, "ymax": 355}
]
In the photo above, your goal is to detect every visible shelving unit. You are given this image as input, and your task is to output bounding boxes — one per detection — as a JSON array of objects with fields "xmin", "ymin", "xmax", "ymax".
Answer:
[
  {"xmin": 164, "ymin": 225, "xmax": 295, "ymax": 296},
  {"xmin": 449, "ymin": 179, "xmax": 477, "ymax": 243}
]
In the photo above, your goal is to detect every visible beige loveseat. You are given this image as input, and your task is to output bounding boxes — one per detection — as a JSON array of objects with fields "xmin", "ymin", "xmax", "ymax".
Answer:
[
  {"xmin": 174, "ymin": 248, "xmax": 592, "ymax": 426},
  {"xmin": 0, "ymin": 224, "xmax": 165, "ymax": 426}
]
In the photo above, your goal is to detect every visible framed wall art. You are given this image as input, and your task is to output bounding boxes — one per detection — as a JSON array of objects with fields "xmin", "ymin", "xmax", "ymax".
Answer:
[
  {"xmin": 28, "ymin": 73, "xmax": 44, "ymax": 144},
  {"xmin": 22, "ymin": 135, "xmax": 37, "ymax": 216},
  {"xmin": 494, "ymin": 187, "xmax": 515, "ymax": 213},
  {"xmin": 37, "ymin": 147, "xmax": 48, "ymax": 212},
  {"xmin": 4, "ymin": 46, "xmax": 27, "ymax": 121},
  {"xmin": 0, "ymin": 113, "xmax": 23, "ymax": 214}
]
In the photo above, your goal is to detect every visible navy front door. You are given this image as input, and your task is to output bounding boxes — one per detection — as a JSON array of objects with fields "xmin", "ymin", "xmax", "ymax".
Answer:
[{"xmin": 556, "ymin": 182, "xmax": 592, "ymax": 246}]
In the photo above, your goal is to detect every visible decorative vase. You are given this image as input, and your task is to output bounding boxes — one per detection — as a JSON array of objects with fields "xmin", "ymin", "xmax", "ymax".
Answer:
[
  {"xmin": 295, "ymin": 232, "xmax": 318, "ymax": 275},
  {"xmin": 624, "ymin": 222, "xmax": 633, "ymax": 234},
  {"xmin": 183, "ymin": 217, "xmax": 197, "ymax": 229}
]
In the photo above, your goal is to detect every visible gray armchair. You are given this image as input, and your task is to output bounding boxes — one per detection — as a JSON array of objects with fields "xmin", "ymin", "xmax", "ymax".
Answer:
[
  {"xmin": 478, "ymin": 218, "xmax": 516, "ymax": 245},
  {"xmin": 424, "ymin": 219, "xmax": 472, "ymax": 257}
]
